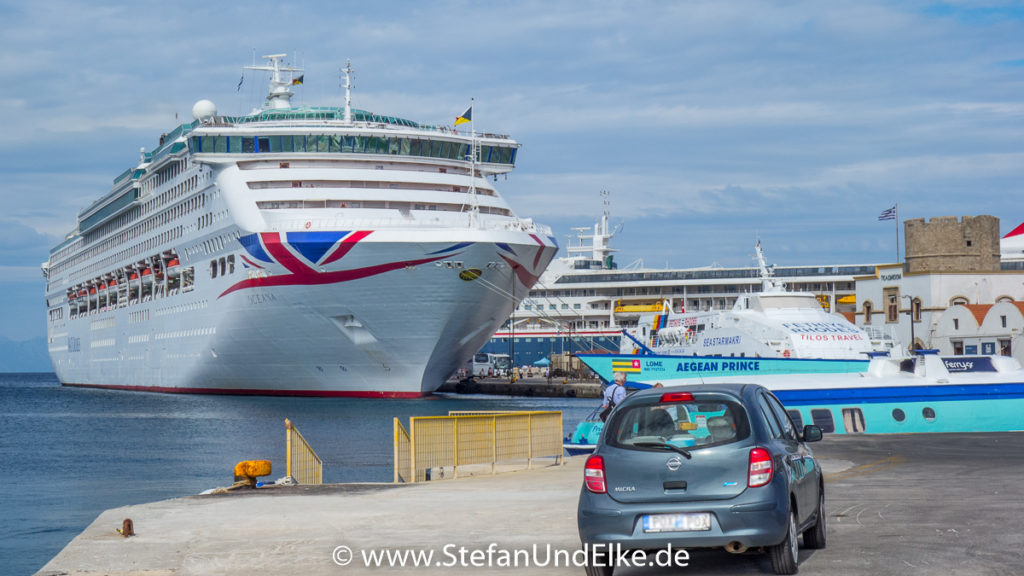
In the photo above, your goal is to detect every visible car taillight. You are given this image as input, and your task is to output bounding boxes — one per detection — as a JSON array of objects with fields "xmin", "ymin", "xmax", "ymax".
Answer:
[
  {"xmin": 660, "ymin": 392, "xmax": 694, "ymax": 402},
  {"xmin": 748, "ymin": 448, "xmax": 773, "ymax": 488},
  {"xmin": 584, "ymin": 455, "xmax": 607, "ymax": 493}
]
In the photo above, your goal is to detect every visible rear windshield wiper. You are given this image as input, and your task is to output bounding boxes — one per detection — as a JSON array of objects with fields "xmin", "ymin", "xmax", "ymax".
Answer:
[{"xmin": 633, "ymin": 441, "xmax": 692, "ymax": 459}]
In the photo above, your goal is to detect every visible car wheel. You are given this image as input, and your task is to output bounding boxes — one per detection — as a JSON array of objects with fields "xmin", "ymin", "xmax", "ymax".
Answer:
[
  {"xmin": 769, "ymin": 508, "xmax": 799, "ymax": 575},
  {"xmin": 583, "ymin": 546, "xmax": 614, "ymax": 576},
  {"xmin": 802, "ymin": 489, "xmax": 827, "ymax": 550}
]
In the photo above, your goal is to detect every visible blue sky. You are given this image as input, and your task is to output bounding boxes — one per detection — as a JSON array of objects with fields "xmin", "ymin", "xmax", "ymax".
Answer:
[{"xmin": 1, "ymin": 0, "xmax": 1023, "ymax": 344}]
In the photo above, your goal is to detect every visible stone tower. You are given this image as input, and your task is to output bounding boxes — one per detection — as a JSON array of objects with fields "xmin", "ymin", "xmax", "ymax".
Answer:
[{"xmin": 904, "ymin": 215, "xmax": 1001, "ymax": 273}]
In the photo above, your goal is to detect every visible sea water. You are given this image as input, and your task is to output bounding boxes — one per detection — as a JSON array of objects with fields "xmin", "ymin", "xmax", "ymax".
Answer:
[{"xmin": 0, "ymin": 373, "xmax": 595, "ymax": 576}]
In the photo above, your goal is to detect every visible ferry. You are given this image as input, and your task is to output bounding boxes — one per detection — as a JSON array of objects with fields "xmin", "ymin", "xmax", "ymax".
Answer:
[
  {"xmin": 479, "ymin": 194, "xmax": 892, "ymax": 368},
  {"xmin": 623, "ymin": 241, "xmax": 896, "ymax": 359},
  {"xmin": 573, "ymin": 351, "xmax": 1024, "ymax": 437},
  {"xmin": 42, "ymin": 54, "xmax": 556, "ymax": 397}
]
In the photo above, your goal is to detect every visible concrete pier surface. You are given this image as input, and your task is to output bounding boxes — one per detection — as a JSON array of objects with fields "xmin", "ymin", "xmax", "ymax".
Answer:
[
  {"xmin": 438, "ymin": 375, "xmax": 602, "ymax": 398},
  {"xmin": 39, "ymin": 433, "xmax": 1024, "ymax": 576}
]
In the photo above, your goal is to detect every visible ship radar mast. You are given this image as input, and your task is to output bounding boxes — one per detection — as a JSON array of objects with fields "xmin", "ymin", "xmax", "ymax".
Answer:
[
  {"xmin": 755, "ymin": 239, "xmax": 786, "ymax": 292},
  {"xmin": 342, "ymin": 59, "xmax": 353, "ymax": 124},
  {"xmin": 244, "ymin": 53, "xmax": 304, "ymax": 110},
  {"xmin": 566, "ymin": 191, "xmax": 621, "ymax": 268}
]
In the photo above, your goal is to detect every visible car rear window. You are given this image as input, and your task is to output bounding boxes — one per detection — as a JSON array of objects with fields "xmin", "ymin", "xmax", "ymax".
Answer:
[{"xmin": 608, "ymin": 394, "xmax": 751, "ymax": 450}]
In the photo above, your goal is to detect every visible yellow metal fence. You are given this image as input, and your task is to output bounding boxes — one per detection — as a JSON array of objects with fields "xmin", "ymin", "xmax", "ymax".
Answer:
[
  {"xmin": 285, "ymin": 418, "xmax": 323, "ymax": 485},
  {"xmin": 394, "ymin": 411, "xmax": 563, "ymax": 483}
]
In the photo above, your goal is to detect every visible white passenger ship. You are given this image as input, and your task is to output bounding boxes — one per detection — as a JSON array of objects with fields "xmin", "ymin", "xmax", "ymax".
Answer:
[
  {"xmin": 623, "ymin": 242, "xmax": 895, "ymax": 359},
  {"xmin": 480, "ymin": 195, "xmax": 893, "ymax": 366},
  {"xmin": 42, "ymin": 55, "xmax": 556, "ymax": 397}
]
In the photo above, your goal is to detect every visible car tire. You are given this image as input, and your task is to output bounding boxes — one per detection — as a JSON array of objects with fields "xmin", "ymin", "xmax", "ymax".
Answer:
[
  {"xmin": 802, "ymin": 489, "xmax": 827, "ymax": 550},
  {"xmin": 583, "ymin": 546, "xmax": 614, "ymax": 576},
  {"xmin": 769, "ymin": 508, "xmax": 799, "ymax": 575}
]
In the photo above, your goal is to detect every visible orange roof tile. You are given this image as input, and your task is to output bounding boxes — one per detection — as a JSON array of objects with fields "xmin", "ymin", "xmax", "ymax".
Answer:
[
  {"xmin": 840, "ymin": 311, "xmax": 855, "ymax": 324},
  {"xmin": 963, "ymin": 304, "xmax": 992, "ymax": 326}
]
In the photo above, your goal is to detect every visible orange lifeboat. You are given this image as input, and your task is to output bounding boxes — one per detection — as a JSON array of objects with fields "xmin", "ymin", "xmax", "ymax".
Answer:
[
  {"xmin": 109, "ymin": 279, "xmax": 117, "ymax": 287},
  {"xmin": 167, "ymin": 258, "xmax": 181, "ymax": 278},
  {"xmin": 99, "ymin": 283, "xmax": 107, "ymax": 290},
  {"xmin": 129, "ymin": 272, "xmax": 139, "ymax": 280},
  {"xmin": 141, "ymin": 268, "xmax": 152, "ymax": 277}
]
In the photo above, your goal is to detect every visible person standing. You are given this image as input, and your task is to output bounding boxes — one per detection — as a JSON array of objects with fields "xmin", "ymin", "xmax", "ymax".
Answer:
[{"xmin": 600, "ymin": 371, "xmax": 627, "ymax": 422}]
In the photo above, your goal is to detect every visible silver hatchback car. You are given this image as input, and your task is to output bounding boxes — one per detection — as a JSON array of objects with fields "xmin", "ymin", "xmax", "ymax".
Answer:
[{"xmin": 577, "ymin": 383, "xmax": 826, "ymax": 575}]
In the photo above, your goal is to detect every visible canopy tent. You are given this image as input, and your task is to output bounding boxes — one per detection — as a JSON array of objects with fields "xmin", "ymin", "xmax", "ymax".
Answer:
[{"xmin": 532, "ymin": 357, "xmax": 551, "ymax": 366}]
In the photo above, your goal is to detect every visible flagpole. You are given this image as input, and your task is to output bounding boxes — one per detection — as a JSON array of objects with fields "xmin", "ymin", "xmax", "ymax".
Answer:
[
  {"xmin": 469, "ymin": 98, "xmax": 478, "ymax": 228},
  {"xmin": 895, "ymin": 202, "xmax": 899, "ymax": 263}
]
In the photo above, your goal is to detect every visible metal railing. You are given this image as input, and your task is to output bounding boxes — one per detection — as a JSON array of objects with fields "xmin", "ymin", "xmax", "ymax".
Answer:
[
  {"xmin": 394, "ymin": 418, "xmax": 412, "ymax": 484},
  {"xmin": 285, "ymin": 418, "xmax": 323, "ymax": 485},
  {"xmin": 394, "ymin": 411, "xmax": 563, "ymax": 483}
]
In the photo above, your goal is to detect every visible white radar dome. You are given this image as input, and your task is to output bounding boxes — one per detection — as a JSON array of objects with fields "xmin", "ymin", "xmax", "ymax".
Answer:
[{"xmin": 192, "ymin": 100, "xmax": 217, "ymax": 121}]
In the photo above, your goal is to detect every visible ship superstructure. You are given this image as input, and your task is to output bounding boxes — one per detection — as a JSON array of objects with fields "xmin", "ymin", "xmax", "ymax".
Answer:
[
  {"xmin": 43, "ymin": 55, "xmax": 556, "ymax": 397},
  {"xmin": 480, "ymin": 194, "xmax": 895, "ymax": 366},
  {"xmin": 625, "ymin": 242, "xmax": 891, "ymax": 359}
]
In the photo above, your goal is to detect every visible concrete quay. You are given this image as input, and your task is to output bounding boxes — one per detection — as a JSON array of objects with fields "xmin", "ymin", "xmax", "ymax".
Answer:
[
  {"xmin": 38, "ymin": 433, "xmax": 1024, "ymax": 576},
  {"xmin": 438, "ymin": 375, "xmax": 602, "ymax": 398}
]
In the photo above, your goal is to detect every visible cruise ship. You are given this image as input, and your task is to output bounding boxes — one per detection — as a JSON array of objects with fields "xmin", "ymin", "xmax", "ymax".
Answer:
[
  {"xmin": 42, "ymin": 55, "xmax": 556, "ymax": 397},
  {"xmin": 480, "ymin": 194, "xmax": 892, "ymax": 367}
]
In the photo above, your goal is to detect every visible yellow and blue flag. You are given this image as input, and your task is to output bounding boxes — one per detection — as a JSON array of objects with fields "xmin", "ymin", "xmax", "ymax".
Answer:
[
  {"xmin": 455, "ymin": 105, "xmax": 472, "ymax": 127},
  {"xmin": 291, "ymin": 75, "xmax": 304, "ymax": 86}
]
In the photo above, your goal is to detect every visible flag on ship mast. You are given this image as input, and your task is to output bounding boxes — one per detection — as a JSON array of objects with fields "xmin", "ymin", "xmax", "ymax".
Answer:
[
  {"xmin": 455, "ymin": 105, "xmax": 472, "ymax": 127},
  {"xmin": 291, "ymin": 74, "xmax": 304, "ymax": 86},
  {"xmin": 236, "ymin": 75, "xmax": 244, "ymax": 91}
]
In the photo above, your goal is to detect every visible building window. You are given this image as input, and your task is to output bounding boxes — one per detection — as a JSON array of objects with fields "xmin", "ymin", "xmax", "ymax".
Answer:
[
  {"xmin": 1001, "ymin": 315, "xmax": 1007, "ymax": 328},
  {"xmin": 884, "ymin": 288, "xmax": 899, "ymax": 323},
  {"xmin": 953, "ymin": 318, "xmax": 959, "ymax": 330},
  {"xmin": 952, "ymin": 341, "xmax": 964, "ymax": 354},
  {"xmin": 863, "ymin": 301, "xmax": 872, "ymax": 325},
  {"xmin": 912, "ymin": 298, "xmax": 922, "ymax": 322}
]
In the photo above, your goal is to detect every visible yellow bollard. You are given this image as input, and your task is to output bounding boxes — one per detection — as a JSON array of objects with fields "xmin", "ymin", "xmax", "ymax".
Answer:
[{"xmin": 234, "ymin": 460, "xmax": 272, "ymax": 487}]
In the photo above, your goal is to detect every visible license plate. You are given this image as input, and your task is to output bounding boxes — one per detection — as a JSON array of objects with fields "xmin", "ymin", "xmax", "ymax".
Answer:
[{"xmin": 642, "ymin": 513, "xmax": 711, "ymax": 533}]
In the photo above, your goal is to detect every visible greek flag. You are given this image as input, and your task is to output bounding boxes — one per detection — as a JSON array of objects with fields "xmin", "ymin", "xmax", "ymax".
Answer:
[{"xmin": 878, "ymin": 205, "xmax": 897, "ymax": 221}]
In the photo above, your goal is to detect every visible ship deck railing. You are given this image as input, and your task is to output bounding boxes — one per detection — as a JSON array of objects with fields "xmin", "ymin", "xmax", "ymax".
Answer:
[{"xmin": 267, "ymin": 217, "xmax": 552, "ymax": 236}]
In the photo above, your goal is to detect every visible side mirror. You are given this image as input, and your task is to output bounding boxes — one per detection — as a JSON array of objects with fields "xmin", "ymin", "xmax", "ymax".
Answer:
[{"xmin": 803, "ymin": 425, "xmax": 823, "ymax": 443}]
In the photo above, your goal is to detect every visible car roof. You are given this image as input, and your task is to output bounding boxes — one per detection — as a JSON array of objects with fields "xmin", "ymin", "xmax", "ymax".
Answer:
[{"xmin": 628, "ymin": 382, "xmax": 764, "ymax": 400}]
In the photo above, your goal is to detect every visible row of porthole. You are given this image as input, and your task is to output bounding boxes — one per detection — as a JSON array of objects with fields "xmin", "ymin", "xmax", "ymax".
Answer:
[{"xmin": 892, "ymin": 407, "xmax": 937, "ymax": 423}]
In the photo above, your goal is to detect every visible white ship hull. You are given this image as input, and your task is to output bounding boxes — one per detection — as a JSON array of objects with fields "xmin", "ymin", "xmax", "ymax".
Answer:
[
  {"xmin": 44, "ymin": 55, "xmax": 558, "ymax": 396},
  {"xmin": 50, "ymin": 231, "xmax": 556, "ymax": 397}
]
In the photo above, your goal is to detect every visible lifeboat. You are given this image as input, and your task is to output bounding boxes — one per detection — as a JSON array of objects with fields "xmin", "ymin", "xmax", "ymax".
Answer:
[
  {"xmin": 109, "ymin": 279, "xmax": 118, "ymax": 287},
  {"xmin": 167, "ymin": 258, "xmax": 181, "ymax": 278},
  {"xmin": 129, "ymin": 272, "xmax": 139, "ymax": 281},
  {"xmin": 99, "ymin": 283, "xmax": 107, "ymax": 290},
  {"xmin": 141, "ymin": 268, "xmax": 152, "ymax": 277}
]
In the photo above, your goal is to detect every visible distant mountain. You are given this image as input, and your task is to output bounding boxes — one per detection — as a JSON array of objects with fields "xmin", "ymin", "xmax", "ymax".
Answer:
[{"xmin": 0, "ymin": 337, "xmax": 53, "ymax": 372}]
